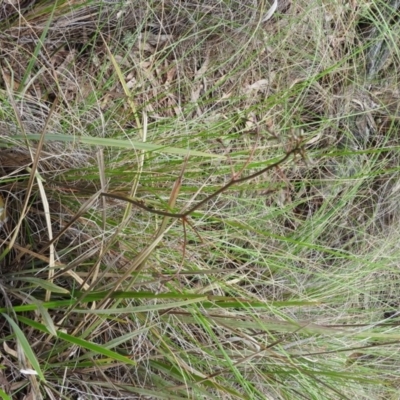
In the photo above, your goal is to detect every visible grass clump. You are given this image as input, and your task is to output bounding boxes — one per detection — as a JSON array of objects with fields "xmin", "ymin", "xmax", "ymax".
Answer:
[{"xmin": 0, "ymin": 0, "xmax": 400, "ymax": 399}]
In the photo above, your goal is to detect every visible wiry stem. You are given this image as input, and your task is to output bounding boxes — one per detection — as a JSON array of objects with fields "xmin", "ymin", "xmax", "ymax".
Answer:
[{"xmin": 101, "ymin": 145, "xmax": 301, "ymax": 219}]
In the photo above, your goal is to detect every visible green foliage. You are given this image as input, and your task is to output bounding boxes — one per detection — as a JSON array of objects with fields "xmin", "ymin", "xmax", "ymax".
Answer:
[{"xmin": 0, "ymin": 0, "xmax": 400, "ymax": 399}]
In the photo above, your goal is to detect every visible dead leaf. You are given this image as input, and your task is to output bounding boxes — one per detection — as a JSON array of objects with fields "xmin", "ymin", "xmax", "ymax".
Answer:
[
  {"xmin": 3, "ymin": 342, "xmax": 17, "ymax": 358},
  {"xmin": 244, "ymin": 79, "xmax": 269, "ymax": 94}
]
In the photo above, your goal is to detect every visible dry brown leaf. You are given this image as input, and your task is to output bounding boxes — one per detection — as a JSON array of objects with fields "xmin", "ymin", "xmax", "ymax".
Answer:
[
  {"xmin": 244, "ymin": 79, "xmax": 269, "ymax": 94},
  {"xmin": 3, "ymin": 341, "xmax": 18, "ymax": 359}
]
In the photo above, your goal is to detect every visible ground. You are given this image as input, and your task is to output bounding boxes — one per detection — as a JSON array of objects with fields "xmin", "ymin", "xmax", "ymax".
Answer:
[{"xmin": 0, "ymin": 1, "xmax": 400, "ymax": 399}]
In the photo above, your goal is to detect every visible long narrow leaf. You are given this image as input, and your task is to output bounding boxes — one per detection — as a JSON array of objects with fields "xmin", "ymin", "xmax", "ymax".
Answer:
[
  {"xmin": 0, "ymin": 388, "xmax": 11, "ymax": 400},
  {"xmin": 17, "ymin": 316, "xmax": 136, "ymax": 366},
  {"xmin": 2, "ymin": 314, "xmax": 45, "ymax": 381},
  {"xmin": 13, "ymin": 134, "xmax": 225, "ymax": 158}
]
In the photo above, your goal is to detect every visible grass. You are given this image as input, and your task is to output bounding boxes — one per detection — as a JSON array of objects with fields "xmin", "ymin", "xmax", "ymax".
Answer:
[{"xmin": 0, "ymin": 0, "xmax": 400, "ymax": 399}]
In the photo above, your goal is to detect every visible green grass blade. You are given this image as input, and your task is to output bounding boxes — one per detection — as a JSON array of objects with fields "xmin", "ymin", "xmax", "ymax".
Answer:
[
  {"xmin": 2, "ymin": 313, "xmax": 45, "ymax": 381},
  {"xmin": 0, "ymin": 389, "xmax": 11, "ymax": 400},
  {"xmin": 17, "ymin": 316, "xmax": 136, "ymax": 367},
  {"xmin": 13, "ymin": 134, "xmax": 226, "ymax": 158}
]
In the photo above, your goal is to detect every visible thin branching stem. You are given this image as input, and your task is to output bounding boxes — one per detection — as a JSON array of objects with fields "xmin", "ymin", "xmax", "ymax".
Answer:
[{"xmin": 101, "ymin": 145, "xmax": 301, "ymax": 219}]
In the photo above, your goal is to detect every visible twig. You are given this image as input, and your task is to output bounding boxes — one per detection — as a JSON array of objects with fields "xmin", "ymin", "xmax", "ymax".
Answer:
[{"xmin": 101, "ymin": 145, "xmax": 301, "ymax": 219}]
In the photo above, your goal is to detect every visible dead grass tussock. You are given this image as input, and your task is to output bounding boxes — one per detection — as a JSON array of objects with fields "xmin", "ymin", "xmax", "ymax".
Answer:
[{"xmin": 0, "ymin": 0, "xmax": 400, "ymax": 399}]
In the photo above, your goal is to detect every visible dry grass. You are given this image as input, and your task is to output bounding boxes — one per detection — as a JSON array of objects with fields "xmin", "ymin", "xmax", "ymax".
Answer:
[{"xmin": 1, "ymin": 0, "xmax": 400, "ymax": 399}]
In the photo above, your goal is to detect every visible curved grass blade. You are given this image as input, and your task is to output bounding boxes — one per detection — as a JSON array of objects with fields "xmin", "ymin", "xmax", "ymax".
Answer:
[
  {"xmin": 0, "ymin": 389, "xmax": 11, "ymax": 400},
  {"xmin": 13, "ymin": 134, "xmax": 226, "ymax": 158},
  {"xmin": 17, "ymin": 316, "xmax": 136, "ymax": 367},
  {"xmin": 2, "ymin": 314, "xmax": 45, "ymax": 382}
]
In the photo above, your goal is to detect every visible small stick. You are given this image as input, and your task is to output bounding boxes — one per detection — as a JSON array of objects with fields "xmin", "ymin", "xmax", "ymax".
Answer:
[{"xmin": 101, "ymin": 145, "xmax": 301, "ymax": 219}]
